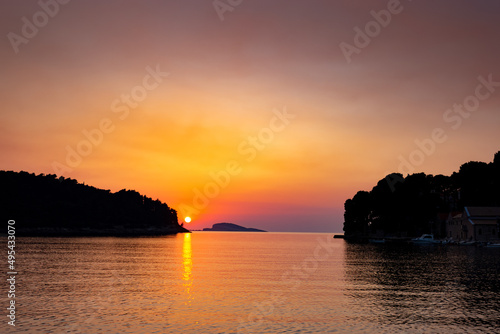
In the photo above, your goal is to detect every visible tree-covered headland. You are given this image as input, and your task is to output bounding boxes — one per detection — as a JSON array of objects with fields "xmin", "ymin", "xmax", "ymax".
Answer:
[
  {"xmin": 343, "ymin": 151, "xmax": 500, "ymax": 240},
  {"xmin": 1, "ymin": 171, "xmax": 189, "ymax": 236}
]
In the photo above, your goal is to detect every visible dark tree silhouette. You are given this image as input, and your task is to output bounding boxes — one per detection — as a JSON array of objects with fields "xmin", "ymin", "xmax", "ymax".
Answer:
[
  {"xmin": 343, "ymin": 151, "xmax": 500, "ymax": 240},
  {"xmin": 0, "ymin": 171, "xmax": 189, "ymax": 236},
  {"xmin": 344, "ymin": 191, "xmax": 371, "ymax": 237}
]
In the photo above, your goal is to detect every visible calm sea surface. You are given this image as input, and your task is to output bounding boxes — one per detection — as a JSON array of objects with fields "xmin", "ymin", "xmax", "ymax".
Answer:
[{"xmin": 8, "ymin": 232, "xmax": 500, "ymax": 333}]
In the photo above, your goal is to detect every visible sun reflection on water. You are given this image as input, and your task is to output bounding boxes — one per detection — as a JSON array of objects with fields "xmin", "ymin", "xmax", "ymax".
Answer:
[{"xmin": 182, "ymin": 233, "xmax": 193, "ymax": 304}]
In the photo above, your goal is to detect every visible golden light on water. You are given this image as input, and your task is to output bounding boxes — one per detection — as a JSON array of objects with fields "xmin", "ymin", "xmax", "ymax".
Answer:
[
  {"xmin": 182, "ymin": 233, "xmax": 192, "ymax": 280},
  {"xmin": 182, "ymin": 233, "xmax": 193, "ymax": 305}
]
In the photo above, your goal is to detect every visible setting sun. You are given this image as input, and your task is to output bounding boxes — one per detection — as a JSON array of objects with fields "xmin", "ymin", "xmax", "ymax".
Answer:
[{"xmin": 184, "ymin": 217, "xmax": 191, "ymax": 223}]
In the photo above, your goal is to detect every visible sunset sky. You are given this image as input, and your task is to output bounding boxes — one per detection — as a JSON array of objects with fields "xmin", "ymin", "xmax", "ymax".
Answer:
[{"xmin": 1, "ymin": 0, "xmax": 500, "ymax": 232}]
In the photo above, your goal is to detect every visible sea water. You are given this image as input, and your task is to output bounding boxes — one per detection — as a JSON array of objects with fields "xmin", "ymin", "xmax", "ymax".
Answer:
[{"xmin": 10, "ymin": 232, "xmax": 500, "ymax": 333}]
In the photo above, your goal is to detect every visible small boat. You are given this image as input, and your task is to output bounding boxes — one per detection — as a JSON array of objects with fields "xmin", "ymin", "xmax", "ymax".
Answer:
[
  {"xmin": 369, "ymin": 239, "xmax": 386, "ymax": 244},
  {"xmin": 485, "ymin": 243, "xmax": 500, "ymax": 248},
  {"xmin": 458, "ymin": 240, "xmax": 476, "ymax": 246},
  {"xmin": 411, "ymin": 234, "xmax": 441, "ymax": 244}
]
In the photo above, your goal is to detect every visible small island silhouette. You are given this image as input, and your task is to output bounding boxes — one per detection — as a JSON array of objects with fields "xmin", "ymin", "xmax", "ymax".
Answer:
[
  {"xmin": 0, "ymin": 171, "xmax": 189, "ymax": 236},
  {"xmin": 203, "ymin": 223, "xmax": 267, "ymax": 232}
]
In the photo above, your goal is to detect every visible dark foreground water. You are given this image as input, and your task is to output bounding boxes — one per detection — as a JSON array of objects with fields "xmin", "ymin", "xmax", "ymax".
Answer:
[{"xmin": 5, "ymin": 233, "xmax": 500, "ymax": 333}]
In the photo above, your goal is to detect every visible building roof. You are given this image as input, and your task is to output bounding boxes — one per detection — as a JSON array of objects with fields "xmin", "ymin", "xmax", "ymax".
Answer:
[
  {"xmin": 465, "ymin": 207, "xmax": 500, "ymax": 218},
  {"xmin": 468, "ymin": 219, "xmax": 499, "ymax": 226}
]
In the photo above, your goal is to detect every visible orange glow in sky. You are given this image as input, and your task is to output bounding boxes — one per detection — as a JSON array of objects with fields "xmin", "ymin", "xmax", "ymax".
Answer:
[{"xmin": 1, "ymin": 1, "xmax": 500, "ymax": 232}]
